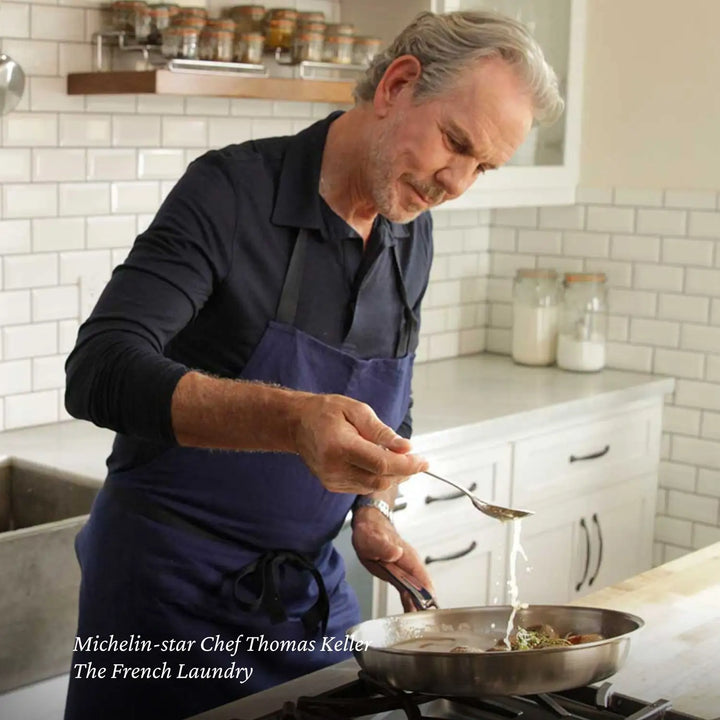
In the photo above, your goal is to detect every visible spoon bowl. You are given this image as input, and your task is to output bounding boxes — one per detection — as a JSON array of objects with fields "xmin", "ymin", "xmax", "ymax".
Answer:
[{"xmin": 423, "ymin": 470, "xmax": 533, "ymax": 521}]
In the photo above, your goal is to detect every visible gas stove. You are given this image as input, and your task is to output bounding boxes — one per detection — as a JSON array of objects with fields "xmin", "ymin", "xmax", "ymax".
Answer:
[{"xmin": 236, "ymin": 671, "xmax": 704, "ymax": 720}]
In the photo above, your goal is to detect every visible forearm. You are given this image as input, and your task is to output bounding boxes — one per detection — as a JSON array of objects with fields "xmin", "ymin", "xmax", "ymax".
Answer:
[{"xmin": 170, "ymin": 370, "xmax": 306, "ymax": 452}]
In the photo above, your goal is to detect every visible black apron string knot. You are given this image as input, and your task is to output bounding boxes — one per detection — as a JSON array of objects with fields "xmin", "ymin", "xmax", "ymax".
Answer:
[{"xmin": 230, "ymin": 550, "xmax": 330, "ymax": 638}]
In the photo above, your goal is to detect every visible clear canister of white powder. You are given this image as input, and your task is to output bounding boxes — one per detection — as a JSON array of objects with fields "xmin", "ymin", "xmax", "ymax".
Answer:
[{"xmin": 511, "ymin": 268, "xmax": 560, "ymax": 366}]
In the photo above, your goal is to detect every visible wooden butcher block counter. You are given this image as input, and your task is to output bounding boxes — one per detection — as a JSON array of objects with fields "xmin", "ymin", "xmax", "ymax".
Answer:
[{"xmin": 575, "ymin": 541, "xmax": 720, "ymax": 719}]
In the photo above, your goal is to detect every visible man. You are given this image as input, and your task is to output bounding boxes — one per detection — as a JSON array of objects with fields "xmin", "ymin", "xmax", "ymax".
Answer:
[{"xmin": 63, "ymin": 10, "xmax": 561, "ymax": 720}]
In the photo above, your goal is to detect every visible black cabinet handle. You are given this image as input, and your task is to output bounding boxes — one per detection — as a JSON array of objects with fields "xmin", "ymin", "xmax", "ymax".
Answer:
[
  {"xmin": 425, "ymin": 481, "xmax": 477, "ymax": 505},
  {"xmin": 425, "ymin": 540, "xmax": 477, "ymax": 565},
  {"xmin": 569, "ymin": 444, "xmax": 610, "ymax": 463},
  {"xmin": 575, "ymin": 517, "xmax": 590, "ymax": 592},
  {"xmin": 588, "ymin": 513, "xmax": 604, "ymax": 587},
  {"xmin": 393, "ymin": 500, "xmax": 407, "ymax": 513}
]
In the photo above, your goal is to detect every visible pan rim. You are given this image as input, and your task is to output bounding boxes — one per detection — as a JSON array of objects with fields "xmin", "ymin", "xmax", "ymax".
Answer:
[{"xmin": 346, "ymin": 603, "xmax": 645, "ymax": 657}]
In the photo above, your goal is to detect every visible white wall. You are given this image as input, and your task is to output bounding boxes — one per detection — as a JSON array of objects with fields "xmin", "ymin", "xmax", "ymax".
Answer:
[
  {"xmin": 485, "ymin": 0, "xmax": 720, "ymax": 562},
  {"xmin": 0, "ymin": 0, "xmax": 488, "ymax": 432},
  {"xmin": 580, "ymin": 0, "xmax": 720, "ymax": 190}
]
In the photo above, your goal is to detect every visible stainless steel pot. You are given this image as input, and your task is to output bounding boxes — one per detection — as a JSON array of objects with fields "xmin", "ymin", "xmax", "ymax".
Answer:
[{"xmin": 347, "ymin": 603, "xmax": 644, "ymax": 696}]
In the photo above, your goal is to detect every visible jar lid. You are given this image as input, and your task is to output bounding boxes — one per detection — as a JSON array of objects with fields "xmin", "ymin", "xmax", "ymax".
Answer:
[
  {"xmin": 113, "ymin": 1, "xmax": 148, "ymax": 8},
  {"xmin": 298, "ymin": 11, "xmax": 325, "ymax": 21},
  {"xmin": 206, "ymin": 17, "xmax": 236, "ymax": 30},
  {"xmin": 516, "ymin": 268, "xmax": 558, "ymax": 279},
  {"xmin": 267, "ymin": 8, "xmax": 298, "ymax": 18},
  {"xmin": 353, "ymin": 36, "xmax": 381, "ymax": 46},
  {"xmin": 177, "ymin": 26, "xmax": 200, "ymax": 35},
  {"xmin": 240, "ymin": 32, "xmax": 264, "ymax": 41},
  {"xmin": 298, "ymin": 21, "xmax": 326, "ymax": 32},
  {"xmin": 267, "ymin": 18, "xmax": 294, "ymax": 28},
  {"xmin": 326, "ymin": 34, "xmax": 354, "ymax": 44},
  {"xmin": 564, "ymin": 272, "xmax": 607, "ymax": 283},
  {"xmin": 177, "ymin": 6, "xmax": 207, "ymax": 16}
]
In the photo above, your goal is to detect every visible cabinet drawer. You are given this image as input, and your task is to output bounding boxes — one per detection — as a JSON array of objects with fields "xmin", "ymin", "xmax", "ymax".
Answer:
[
  {"xmin": 379, "ymin": 522, "xmax": 507, "ymax": 617},
  {"xmin": 512, "ymin": 404, "xmax": 661, "ymax": 507},
  {"xmin": 394, "ymin": 441, "xmax": 511, "ymax": 533}
]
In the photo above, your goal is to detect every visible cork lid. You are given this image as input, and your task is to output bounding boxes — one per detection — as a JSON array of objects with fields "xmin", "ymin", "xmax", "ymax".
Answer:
[{"xmin": 564, "ymin": 272, "xmax": 607, "ymax": 283}]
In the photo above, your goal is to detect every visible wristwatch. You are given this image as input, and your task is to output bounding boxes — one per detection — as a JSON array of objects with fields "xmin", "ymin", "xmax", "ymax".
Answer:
[{"xmin": 352, "ymin": 496, "xmax": 394, "ymax": 525}]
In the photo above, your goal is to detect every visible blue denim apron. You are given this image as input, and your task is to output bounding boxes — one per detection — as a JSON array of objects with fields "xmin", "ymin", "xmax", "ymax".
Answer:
[{"xmin": 64, "ymin": 230, "xmax": 417, "ymax": 720}]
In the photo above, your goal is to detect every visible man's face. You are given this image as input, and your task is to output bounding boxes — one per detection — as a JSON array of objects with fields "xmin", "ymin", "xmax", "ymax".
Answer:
[{"xmin": 368, "ymin": 57, "xmax": 535, "ymax": 223}]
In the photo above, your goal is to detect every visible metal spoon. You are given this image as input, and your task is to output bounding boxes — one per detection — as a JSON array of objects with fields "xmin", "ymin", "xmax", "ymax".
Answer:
[
  {"xmin": 0, "ymin": 47, "xmax": 26, "ymax": 116},
  {"xmin": 423, "ymin": 470, "xmax": 534, "ymax": 521}
]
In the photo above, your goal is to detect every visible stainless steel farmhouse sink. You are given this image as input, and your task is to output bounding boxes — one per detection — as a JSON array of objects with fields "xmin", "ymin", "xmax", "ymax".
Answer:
[{"xmin": 0, "ymin": 457, "xmax": 99, "ymax": 692}]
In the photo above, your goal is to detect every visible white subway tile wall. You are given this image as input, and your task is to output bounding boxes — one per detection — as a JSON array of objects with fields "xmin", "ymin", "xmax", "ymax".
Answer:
[
  {"xmin": 2, "ymin": 0, "xmax": 718, "ymax": 562},
  {"xmin": 0, "ymin": 0, "xmax": 489, "ymax": 434},
  {"xmin": 487, "ymin": 187, "xmax": 720, "ymax": 562}
]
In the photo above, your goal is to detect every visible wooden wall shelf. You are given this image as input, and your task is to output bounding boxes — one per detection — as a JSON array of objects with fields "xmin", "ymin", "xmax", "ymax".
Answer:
[{"xmin": 67, "ymin": 71, "xmax": 355, "ymax": 104}]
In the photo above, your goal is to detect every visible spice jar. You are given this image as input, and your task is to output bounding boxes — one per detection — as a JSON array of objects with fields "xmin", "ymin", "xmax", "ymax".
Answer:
[
  {"xmin": 511, "ymin": 268, "xmax": 560, "ymax": 366},
  {"xmin": 199, "ymin": 28, "xmax": 234, "ymax": 61},
  {"xmin": 162, "ymin": 26, "xmax": 200, "ymax": 58},
  {"xmin": 325, "ymin": 22, "xmax": 354, "ymax": 37},
  {"xmin": 556, "ymin": 273, "xmax": 608, "ymax": 372},
  {"xmin": 265, "ymin": 7, "xmax": 297, "ymax": 24},
  {"xmin": 323, "ymin": 34, "xmax": 354, "ymax": 64},
  {"xmin": 161, "ymin": 25, "xmax": 181, "ymax": 56},
  {"xmin": 234, "ymin": 32, "xmax": 264, "ymax": 63},
  {"xmin": 228, "ymin": 4, "xmax": 265, "ymax": 33},
  {"xmin": 298, "ymin": 11, "xmax": 325, "ymax": 25},
  {"xmin": 264, "ymin": 18, "xmax": 294, "ymax": 51},
  {"xmin": 292, "ymin": 31, "xmax": 324, "ymax": 63},
  {"xmin": 352, "ymin": 36, "xmax": 381, "ymax": 66},
  {"xmin": 112, "ymin": 0, "xmax": 147, "ymax": 34},
  {"xmin": 134, "ymin": 4, "xmax": 170, "ymax": 43},
  {"xmin": 173, "ymin": 6, "xmax": 207, "ymax": 26}
]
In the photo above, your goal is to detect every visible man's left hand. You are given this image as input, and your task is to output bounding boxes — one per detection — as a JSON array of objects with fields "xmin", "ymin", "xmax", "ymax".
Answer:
[{"xmin": 351, "ymin": 506, "xmax": 435, "ymax": 613}]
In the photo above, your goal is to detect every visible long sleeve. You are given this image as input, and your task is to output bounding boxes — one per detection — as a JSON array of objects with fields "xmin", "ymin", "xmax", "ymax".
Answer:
[{"xmin": 64, "ymin": 151, "xmax": 237, "ymax": 444}]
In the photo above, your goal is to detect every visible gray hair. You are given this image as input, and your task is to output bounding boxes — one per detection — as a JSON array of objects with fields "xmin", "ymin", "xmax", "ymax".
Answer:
[{"xmin": 353, "ymin": 11, "xmax": 564, "ymax": 125}]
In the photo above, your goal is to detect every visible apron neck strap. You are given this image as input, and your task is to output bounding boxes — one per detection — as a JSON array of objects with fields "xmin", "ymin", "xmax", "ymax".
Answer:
[
  {"xmin": 390, "ymin": 243, "xmax": 418, "ymax": 357},
  {"xmin": 275, "ymin": 229, "xmax": 309, "ymax": 326}
]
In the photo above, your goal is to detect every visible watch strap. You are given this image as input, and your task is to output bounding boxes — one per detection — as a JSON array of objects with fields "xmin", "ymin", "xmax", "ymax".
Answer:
[{"xmin": 352, "ymin": 496, "xmax": 394, "ymax": 525}]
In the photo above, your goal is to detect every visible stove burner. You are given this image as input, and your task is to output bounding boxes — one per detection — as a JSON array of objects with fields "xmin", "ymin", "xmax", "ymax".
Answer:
[{"xmin": 252, "ymin": 673, "xmax": 702, "ymax": 720}]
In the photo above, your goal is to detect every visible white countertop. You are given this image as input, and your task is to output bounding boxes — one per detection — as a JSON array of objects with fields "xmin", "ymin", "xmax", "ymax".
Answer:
[{"xmin": 0, "ymin": 354, "xmax": 673, "ymax": 482}]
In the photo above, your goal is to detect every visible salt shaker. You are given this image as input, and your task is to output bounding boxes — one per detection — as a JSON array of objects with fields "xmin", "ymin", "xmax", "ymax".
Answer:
[
  {"xmin": 511, "ymin": 268, "xmax": 560, "ymax": 366},
  {"xmin": 556, "ymin": 272, "xmax": 608, "ymax": 372}
]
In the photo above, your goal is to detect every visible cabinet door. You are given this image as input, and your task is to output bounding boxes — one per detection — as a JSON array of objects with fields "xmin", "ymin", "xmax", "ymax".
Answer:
[
  {"xmin": 381, "ymin": 524, "xmax": 507, "ymax": 616},
  {"xmin": 511, "ymin": 495, "xmax": 586, "ymax": 605},
  {"xmin": 577, "ymin": 473, "xmax": 656, "ymax": 597}
]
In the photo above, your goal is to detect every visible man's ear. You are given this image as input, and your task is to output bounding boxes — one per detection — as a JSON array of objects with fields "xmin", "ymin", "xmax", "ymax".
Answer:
[{"xmin": 373, "ymin": 55, "xmax": 422, "ymax": 118}]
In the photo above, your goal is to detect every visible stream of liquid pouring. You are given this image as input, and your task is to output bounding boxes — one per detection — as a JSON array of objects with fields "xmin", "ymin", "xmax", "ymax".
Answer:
[{"xmin": 503, "ymin": 518, "xmax": 529, "ymax": 649}]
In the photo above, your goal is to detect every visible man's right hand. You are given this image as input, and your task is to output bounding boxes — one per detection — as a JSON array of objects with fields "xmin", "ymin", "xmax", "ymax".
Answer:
[
  {"xmin": 172, "ymin": 372, "xmax": 426, "ymax": 495},
  {"xmin": 291, "ymin": 393, "xmax": 428, "ymax": 494}
]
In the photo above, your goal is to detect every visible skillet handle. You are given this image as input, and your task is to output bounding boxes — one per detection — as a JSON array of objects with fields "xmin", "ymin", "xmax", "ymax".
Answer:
[{"xmin": 365, "ymin": 560, "xmax": 439, "ymax": 611}]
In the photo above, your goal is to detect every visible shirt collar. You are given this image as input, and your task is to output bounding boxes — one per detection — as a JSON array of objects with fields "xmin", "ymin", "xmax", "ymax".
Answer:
[{"xmin": 270, "ymin": 111, "xmax": 413, "ymax": 242}]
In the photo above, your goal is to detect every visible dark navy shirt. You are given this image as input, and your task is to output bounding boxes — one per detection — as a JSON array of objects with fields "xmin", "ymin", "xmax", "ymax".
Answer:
[{"xmin": 65, "ymin": 112, "xmax": 433, "ymax": 472}]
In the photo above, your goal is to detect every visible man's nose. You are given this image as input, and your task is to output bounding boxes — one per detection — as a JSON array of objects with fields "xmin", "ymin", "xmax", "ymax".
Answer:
[{"xmin": 434, "ymin": 158, "xmax": 478, "ymax": 199}]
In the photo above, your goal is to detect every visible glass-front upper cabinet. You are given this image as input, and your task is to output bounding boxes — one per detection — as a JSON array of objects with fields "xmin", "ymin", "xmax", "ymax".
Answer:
[{"xmin": 340, "ymin": 0, "xmax": 586, "ymax": 209}]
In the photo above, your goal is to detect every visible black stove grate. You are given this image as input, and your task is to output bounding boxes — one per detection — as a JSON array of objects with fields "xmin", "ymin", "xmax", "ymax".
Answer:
[{"xmin": 249, "ymin": 671, "xmax": 704, "ymax": 720}]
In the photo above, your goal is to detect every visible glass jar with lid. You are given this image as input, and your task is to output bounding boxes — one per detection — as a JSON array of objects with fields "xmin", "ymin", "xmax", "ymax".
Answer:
[
  {"xmin": 198, "ymin": 28, "xmax": 234, "ymax": 61},
  {"xmin": 228, "ymin": 4, "xmax": 265, "ymax": 33},
  {"xmin": 511, "ymin": 268, "xmax": 560, "ymax": 366},
  {"xmin": 352, "ymin": 36, "xmax": 381, "ymax": 66},
  {"xmin": 323, "ymin": 34, "xmax": 354, "ymax": 64},
  {"xmin": 112, "ymin": 0, "xmax": 147, "ymax": 34},
  {"xmin": 234, "ymin": 32, "xmax": 264, "ymax": 63},
  {"xmin": 134, "ymin": 4, "xmax": 170, "ymax": 43},
  {"xmin": 173, "ymin": 6, "xmax": 207, "ymax": 27},
  {"xmin": 292, "ymin": 31, "xmax": 324, "ymax": 63},
  {"xmin": 264, "ymin": 17, "xmax": 294, "ymax": 51},
  {"xmin": 556, "ymin": 272, "xmax": 608, "ymax": 372},
  {"xmin": 162, "ymin": 25, "xmax": 200, "ymax": 58},
  {"xmin": 325, "ymin": 22, "xmax": 354, "ymax": 37}
]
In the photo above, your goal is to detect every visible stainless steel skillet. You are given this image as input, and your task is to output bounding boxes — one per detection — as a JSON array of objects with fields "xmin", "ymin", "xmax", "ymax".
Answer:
[{"xmin": 346, "ymin": 562, "xmax": 644, "ymax": 697}]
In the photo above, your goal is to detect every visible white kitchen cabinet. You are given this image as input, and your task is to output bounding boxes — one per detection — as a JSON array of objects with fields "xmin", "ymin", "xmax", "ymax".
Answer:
[
  {"xmin": 340, "ymin": 0, "xmax": 586, "ymax": 209},
  {"xmin": 339, "ymin": 395, "xmax": 664, "ymax": 618},
  {"xmin": 517, "ymin": 471, "xmax": 657, "ymax": 604}
]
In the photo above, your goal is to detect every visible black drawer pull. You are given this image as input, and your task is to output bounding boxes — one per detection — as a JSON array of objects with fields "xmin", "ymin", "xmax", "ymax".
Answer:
[
  {"xmin": 575, "ymin": 517, "xmax": 590, "ymax": 592},
  {"xmin": 569, "ymin": 444, "xmax": 610, "ymax": 463},
  {"xmin": 425, "ymin": 541, "xmax": 477, "ymax": 565},
  {"xmin": 425, "ymin": 482, "xmax": 477, "ymax": 505},
  {"xmin": 588, "ymin": 513, "xmax": 604, "ymax": 587},
  {"xmin": 393, "ymin": 501, "xmax": 407, "ymax": 513}
]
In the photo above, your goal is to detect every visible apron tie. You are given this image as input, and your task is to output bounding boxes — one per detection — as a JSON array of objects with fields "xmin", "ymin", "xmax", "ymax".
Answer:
[{"xmin": 230, "ymin": 550, "xmax": 330, "ymax": 637}]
